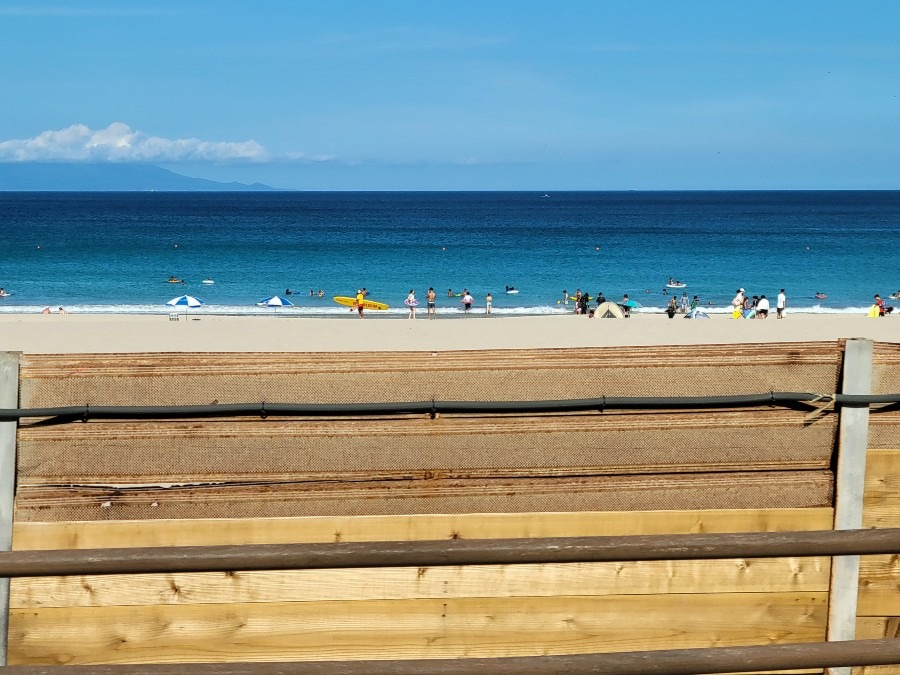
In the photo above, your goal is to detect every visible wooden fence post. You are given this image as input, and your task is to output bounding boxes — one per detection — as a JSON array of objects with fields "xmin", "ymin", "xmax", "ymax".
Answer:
[
  {"xmin": 0, "ymin": 352, "xmax": 20, "ymax": 666},
  {"xmin": 827, "ymin": 338, "xmax": 873, "ymax": 675}
]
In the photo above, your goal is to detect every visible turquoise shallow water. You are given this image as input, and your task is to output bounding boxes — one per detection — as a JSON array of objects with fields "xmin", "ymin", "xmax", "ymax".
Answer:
[{"xmin": 1, "ymin": 190, "xmax": 898, "ymax": 316}]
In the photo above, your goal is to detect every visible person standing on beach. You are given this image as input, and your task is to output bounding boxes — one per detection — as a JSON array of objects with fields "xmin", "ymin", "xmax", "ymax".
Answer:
[
  {"xmin": 731, "ymin": 288, "xmax": 745, "ymax": 319},
  {"xmin": 680, "ymin": 292, "xmax": 688, "ymax": 314},
  {"xmin": 562, "ymin": 289, "xmax": 569, "ymax": 305},
  {"xmin": 405, "ymin": 289, "xmax": 417, "ymax": 319},
  {"xmin": 875, "ymin": 294, "xmax": 885, "ymax": 317},
  {"xmin": 355, "ymin": 289, "xmax": 365, "ymax": 318},
  {"xmin": 777, "ymin": 289, "xmax": 787, "ymax": 319},
  {"xmin": 485, "ymin": 292, "xmax": 493, "ymax": 314},
  {"xmin": 579, "ymin": 292, "xmax": 590, "ymax": 316},
  {"xmin": 426, "ymin": 287, "xmax": 436, "ymax": 319},
  {"xmin": 756, "ymin": 295, "xmax": 770, "ymax": 319}
]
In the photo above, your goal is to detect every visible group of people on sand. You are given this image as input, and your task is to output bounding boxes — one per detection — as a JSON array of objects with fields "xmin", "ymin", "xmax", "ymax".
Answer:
[
  {"xmin": 404, "ymin": 288, "xmax": 485, "ymax": 319},
  {"xmin": 40, "ymin": 307, "xmax": 67, "ymax": 314},
  {"xmin": 566, "ymin": 289, "xmax": 639, "ymax": 318},
  {"xmin": 873, "ymin": 294, "xmax": 894, "ymax": 317},
  {"xmin": 665, "ymin": 293, "xmax": 702, "ymax": 317},
  {"xmin": 731, "ymin": 288, "xmax": 787, "ymax": 319}
]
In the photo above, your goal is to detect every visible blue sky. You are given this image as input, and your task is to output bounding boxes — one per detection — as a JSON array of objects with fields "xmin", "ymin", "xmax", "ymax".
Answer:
[{"xmin": 1, "ymin": 1, "xmax": 898, "ymax": 190}]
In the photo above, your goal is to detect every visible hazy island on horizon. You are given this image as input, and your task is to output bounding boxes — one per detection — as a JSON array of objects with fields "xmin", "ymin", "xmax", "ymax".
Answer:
[{"xmin": 0, "ymin": 162, "xmax": 278, "ymax": 192}]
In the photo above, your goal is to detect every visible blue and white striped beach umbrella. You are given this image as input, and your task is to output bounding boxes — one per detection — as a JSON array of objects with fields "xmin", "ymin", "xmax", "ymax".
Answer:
[
  {"xmin": 166, "ymin": 295, "xmax": 205, "ymax": 308},
  {"xmin": 257, "ymin": 295, "xmax": 294, "ymax": 308}
]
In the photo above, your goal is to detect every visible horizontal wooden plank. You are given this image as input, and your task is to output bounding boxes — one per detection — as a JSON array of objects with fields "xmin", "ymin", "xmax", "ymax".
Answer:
[
  {"xmin": 16, "ymin": 409, "xmax": 834, "ymax": 485},
  {"xmin": 8, "ymin": 592, "xmax": 828, "ymax": 665},
  {"xmin": 18, "ymin": 344, "xmax": 843, "ymax": 409},
  {"xmin": 862, "ymin": 448, "xmax": 900, "ymax": 529},
  {"xmin": 865, "ymin": 417, "xmax": 900, "ymax": 450},
  {"xmin": 858, "ymin": 554, "xmax": 900, "ymax": 616},
  {"xmin": 10, "ymin": 556, "xmax": 830, "ymax": 609},
  {"xmin": 12, "ymin": 508, "xmax": 836, "ymax": 550},
  {"xmin": 863, "ymin": 450, "xmax": 900, "ymax": 533},
  {"xmin": 13, "ymin": 471, "xmax": 836, "ymax": 521},
  {"xmin": 862, "ymin": 506, "xmax": 900, "ymax": 529},
  {"xmin": 864, "ymin": 450, "xmax": 900, "ymax": 503},
  {"xmin": 853, "ymin": 616, "xmax": 900, "ymax": 675}
]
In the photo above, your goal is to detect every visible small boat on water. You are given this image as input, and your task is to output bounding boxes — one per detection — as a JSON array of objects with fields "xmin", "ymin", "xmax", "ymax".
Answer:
[
  {"xmin": 666, "ymin": 282, "xmax": 687, "ymax": 289},
  {"xmin": 201, "ymin": 279, "xmax": 215, "ymax": 285}
]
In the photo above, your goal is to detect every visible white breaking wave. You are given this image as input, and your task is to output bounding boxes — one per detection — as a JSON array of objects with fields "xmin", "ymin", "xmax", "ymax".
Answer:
[{"xmin": 0, "ymin": 303, "xmax": 880, "ymax": 316}]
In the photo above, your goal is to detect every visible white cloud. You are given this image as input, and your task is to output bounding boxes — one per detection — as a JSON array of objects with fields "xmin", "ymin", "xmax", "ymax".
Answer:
[{"xmin": 0, "ymin": 123, "xmax": 269, "ymax": 163}]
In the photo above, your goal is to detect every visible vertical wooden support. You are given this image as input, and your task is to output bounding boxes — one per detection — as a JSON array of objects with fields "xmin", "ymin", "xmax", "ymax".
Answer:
[
  {"xmin": 827, "ymin": 338, "xmax": 872, "ymax": 675},
  {"xmin": 0, "ymin": 352, "xmax": 19, "ymax": 666}
]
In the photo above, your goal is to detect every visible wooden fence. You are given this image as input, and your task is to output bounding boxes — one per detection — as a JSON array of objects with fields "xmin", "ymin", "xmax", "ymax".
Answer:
[{"xmin": 0, "ymin": 339, "xmax": 897, "ymax": 673}]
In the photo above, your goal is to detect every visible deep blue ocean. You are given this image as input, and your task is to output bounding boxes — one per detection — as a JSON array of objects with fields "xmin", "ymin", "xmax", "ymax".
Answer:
[{"xmin": 1, "ymin": 191, "xmax": 898, "ymax": 316}]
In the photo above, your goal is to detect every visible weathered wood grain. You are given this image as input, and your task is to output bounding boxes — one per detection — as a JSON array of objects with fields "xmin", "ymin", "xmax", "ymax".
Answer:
[
  {"xmin": 9, "ymin": 556, "xmax": 830, "ymax": 609},
  {"xmin": 8, "ymin": 592, "xmax": 828, "ymax": 665},
  {"xmin": 12, "ymin": 508, "xmax": 835, "ymax": 550}
]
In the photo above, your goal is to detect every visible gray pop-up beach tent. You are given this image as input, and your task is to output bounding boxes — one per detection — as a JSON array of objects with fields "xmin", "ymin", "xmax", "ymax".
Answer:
[{"xmin": 595, "ymin": 301, "xmax": 625, "ymax": 318}]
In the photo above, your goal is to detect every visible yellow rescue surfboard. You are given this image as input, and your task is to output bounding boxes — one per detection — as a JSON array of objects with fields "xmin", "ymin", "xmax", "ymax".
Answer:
[{"xmin": 333, "ymin": 296, "xmax": 389, "ymax": 310}]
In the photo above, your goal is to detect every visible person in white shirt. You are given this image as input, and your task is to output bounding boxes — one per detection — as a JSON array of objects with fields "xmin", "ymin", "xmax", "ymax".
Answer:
[
  {"xmin": 776, "ymin": 289, "xmax": 787, "ymax": 319},
  {"xmin": 756, "ymin": 295, "xmax": 770, "ymax": 319},
  {"xmin": 731, "ymin": 288, "xmax": 745, "ymax": 319}
]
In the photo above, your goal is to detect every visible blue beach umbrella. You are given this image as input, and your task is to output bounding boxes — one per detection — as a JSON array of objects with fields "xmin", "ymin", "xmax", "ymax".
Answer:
[
  {"xmin": 166, "ymin": 294, "xmax": 205, "ymax": 318},
  {"xmin": 166, "ymin": 294, "xmax": 205, "ymax": 308},
  {"xmin": 257, "ymin": 295, "xmax": 294, "ymax": 311}
]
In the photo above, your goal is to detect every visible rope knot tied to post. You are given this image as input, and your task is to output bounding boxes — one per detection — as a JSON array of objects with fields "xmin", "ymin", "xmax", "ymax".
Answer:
[{"xmin": 804, "ymin": 393, "xmax": 836, "ymax": 425}]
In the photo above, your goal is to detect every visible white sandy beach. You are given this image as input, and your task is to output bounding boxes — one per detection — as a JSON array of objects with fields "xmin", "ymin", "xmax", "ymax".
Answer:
[{"xmin": 0, "ymin": 311, "xmax": 896, "ymax": 354}]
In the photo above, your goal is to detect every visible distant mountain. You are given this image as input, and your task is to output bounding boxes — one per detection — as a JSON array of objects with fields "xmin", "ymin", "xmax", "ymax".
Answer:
[{"xmin": 0, "ymin": 163, "xmax": 277, "ymax": 191}]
